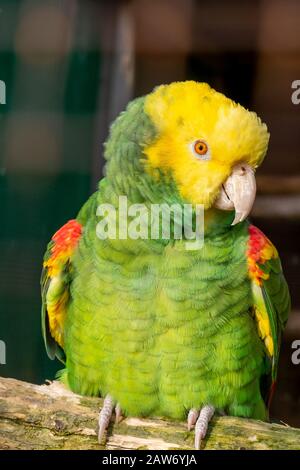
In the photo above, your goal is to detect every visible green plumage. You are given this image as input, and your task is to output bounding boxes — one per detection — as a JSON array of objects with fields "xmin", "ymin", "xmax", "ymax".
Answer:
[
  {"xmin": 67, "ymin": 213, "xmax": 266, "ymax": 419},
  {"xmin": 42, "ymin": 92, "xmax": 290, "ymax": 424}
]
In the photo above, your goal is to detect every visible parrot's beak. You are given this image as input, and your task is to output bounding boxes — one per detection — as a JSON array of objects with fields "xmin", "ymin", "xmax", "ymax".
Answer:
[{"xmin": 214, "ymin": 163, "xmax": 256, "ymax": 225}]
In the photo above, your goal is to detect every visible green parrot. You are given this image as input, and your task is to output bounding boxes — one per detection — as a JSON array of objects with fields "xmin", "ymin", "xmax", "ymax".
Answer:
[{"xmin": 41, "ymin": 81, "xmax": 290, "ymax": 449}]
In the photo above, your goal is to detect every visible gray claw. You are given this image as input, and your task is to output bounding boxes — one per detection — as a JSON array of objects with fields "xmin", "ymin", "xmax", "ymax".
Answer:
[
  {"xmin": 98, "ymin": 397, "xmax": 124, "ymax": 444},
  {"xmin": 115, "ymin": 403, "xmax": 123, "ymax": 424},
  {"xmin": 194, "ymin": 405, "xmax": 215, "ymax": 450},
  {"xmin": 187, "ymin": 408, "xmax": 199, "ymax": 431},
  {"xmin": 98, "ymin": 395, "xmax": 114, "ymax": 444}
]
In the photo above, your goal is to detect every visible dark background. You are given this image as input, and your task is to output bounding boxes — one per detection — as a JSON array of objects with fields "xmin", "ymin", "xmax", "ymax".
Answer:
[{"xmin": 0, "ymin": 0, "xmax": 299, "ymax": 426}]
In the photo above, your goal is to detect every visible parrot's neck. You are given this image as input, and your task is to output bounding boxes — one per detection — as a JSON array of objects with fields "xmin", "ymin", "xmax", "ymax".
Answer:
[
  {"xmin": 203, "ymin": 208, "xmax": 238, "ymax": 236},
  {"xmin": 96, "ymin": 179, "xmax": 247, "ymax": 252}
]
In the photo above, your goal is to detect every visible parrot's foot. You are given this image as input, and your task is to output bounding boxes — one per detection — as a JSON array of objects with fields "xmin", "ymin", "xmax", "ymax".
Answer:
[
  {"xmin": 187, "ymin": 405, "xmax": 215, "ymax": 450},
  {"xmin": 98, "ymin": 395, "xmax": 124, "ymax": 444}
]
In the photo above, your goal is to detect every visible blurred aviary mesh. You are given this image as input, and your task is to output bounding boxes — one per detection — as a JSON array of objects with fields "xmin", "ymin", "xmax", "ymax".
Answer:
[
  {"xmin": 0, "ymin": 0, "xmax": 299, "ymax": 427},
  {"xmin": 0, "ymin": 0, "xmax": 134, "ymax": 382}
]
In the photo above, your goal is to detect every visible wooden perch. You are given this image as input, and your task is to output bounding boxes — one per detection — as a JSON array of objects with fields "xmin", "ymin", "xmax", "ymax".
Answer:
[{"xmin": 0, "ymin": 377, "xmax": 300, "ymax": 450}]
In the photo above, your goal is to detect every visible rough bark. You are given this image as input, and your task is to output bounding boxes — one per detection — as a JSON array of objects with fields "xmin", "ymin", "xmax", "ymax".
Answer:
[{"xmin": 0, "ymin": 377, "xmax": 300, "ymax": 450}]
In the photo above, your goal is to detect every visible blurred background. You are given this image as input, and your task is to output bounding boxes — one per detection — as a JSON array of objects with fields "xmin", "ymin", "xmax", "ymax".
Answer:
[{"xmin": 0, "ymin": 0, "xmax": 299, "ymax": 426}]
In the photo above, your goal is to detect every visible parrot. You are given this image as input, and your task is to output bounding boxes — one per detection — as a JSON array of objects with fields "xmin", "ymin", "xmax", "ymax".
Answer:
[{"xmin": 41, "ymin": 81, "xmax": 290, "ymax": 449}]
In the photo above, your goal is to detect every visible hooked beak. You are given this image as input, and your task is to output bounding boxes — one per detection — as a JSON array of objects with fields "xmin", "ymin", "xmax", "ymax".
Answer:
[{"xmin": 214, "ymin": 163, "xmax": 256, "ymax": 225}]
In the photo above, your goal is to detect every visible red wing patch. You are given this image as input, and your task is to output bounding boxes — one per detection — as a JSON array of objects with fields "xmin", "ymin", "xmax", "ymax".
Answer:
[
  {"xmin": 43, "ymin": 220, "xmax": 82, "ymax": 277},
  {"xmin": 43, "ymin": 220, "xmax": 82, "ymax": 347},
  {"xmin": 247, "ymin": 225, "xmax": 278, "ymax": 286}
]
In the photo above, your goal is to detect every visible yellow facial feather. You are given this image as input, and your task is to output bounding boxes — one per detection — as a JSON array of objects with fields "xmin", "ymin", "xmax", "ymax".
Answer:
[{"xmin": 144, "ymin": 81, "xmax": 269, "ymax": 208}]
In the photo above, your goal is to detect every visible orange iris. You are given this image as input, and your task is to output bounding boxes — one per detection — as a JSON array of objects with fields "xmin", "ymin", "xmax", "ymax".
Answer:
[{"xmin": 194, "ymin": 140, "xmax": 208, "ymax": 156}]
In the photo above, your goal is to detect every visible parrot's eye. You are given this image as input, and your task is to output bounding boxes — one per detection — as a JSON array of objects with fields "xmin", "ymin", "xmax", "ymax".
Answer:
[{"xmin": 191, "ymin": 140, "xmax": 210, "ymax": 160}]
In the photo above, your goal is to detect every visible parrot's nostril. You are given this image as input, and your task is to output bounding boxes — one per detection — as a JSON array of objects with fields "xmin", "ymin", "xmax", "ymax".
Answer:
[{"xmin": 235, "ymin": 164, "xmax": 247, "ymax": 176}]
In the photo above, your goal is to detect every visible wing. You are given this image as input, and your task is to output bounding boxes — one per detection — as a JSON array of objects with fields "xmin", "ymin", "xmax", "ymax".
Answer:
[
  {"xmin": 41, "ymin": 219, "xmax": 83, "ymax": 362},
  {"xmin": 247, "ymin": 225, "xmax": 291, "ymax": 402},
  {"xmin": 41, "ymin": 192, "xmax": 99, "ymax": 361}
]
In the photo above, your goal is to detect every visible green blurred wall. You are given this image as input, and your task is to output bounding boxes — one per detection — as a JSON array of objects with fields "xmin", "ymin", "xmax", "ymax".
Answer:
[{"xmin": 0, "ymin": 0, "xmax": 102, "ymax": 383}]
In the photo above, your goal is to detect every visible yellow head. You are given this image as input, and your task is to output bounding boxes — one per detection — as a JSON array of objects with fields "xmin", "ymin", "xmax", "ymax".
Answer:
[{"xmin": 144, "ymin": 81, "xmax": 269, "ymax": 223}]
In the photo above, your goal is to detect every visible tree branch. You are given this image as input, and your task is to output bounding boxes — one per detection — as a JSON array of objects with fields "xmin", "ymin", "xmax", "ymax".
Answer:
[{"xmin": 0, "ymin": 377, "xmax": 299, "ymax": 450}]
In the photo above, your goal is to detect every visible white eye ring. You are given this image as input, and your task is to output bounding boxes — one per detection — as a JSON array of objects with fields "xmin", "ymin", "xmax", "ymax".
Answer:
[{"xmin": 190, "ymin": 139, "xmax": 211, "ymax": 161}]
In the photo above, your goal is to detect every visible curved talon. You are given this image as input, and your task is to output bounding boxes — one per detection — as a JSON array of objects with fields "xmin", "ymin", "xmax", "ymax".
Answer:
[
  {"xmin": 194, "ymin": 405, "xmax": 215, "ymax": 450},
  {"xmin": 187, "ymin": 408, "xmax": 199, "ymax": 431},
  {"xmin": 98, "ymin": 395, "xmax": 114, "ymax": 444}
]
